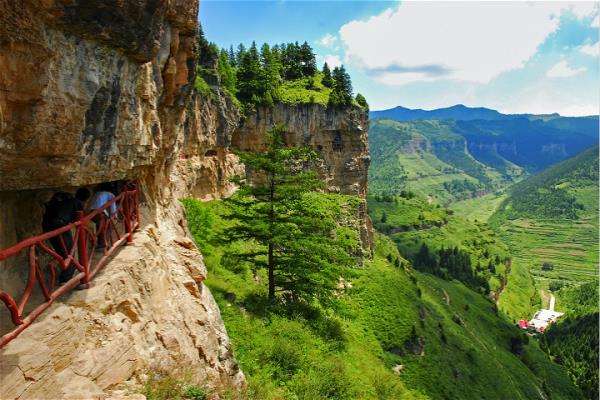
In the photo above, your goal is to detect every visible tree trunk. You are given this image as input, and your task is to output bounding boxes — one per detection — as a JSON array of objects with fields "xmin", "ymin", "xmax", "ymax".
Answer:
[
  {"xmin": 268, "ymin": 172, "xmax": 276, "ymax": 300},
  {"xmin": 268, "ymin": 242, "xmax": 275, "ymax": 299}
]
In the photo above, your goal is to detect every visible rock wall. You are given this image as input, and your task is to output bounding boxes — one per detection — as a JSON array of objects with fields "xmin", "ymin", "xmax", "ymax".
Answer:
[
  {"xmin": 0, "ymin": 2, "xmax": 373, "ymax": 398},
  {"xmin": 232, "ymin": 103, "xmax": 373, "ymax": 250},
  {"xmin": 0, "ymin": 1, "xmax": 246, "ymax": 398}
]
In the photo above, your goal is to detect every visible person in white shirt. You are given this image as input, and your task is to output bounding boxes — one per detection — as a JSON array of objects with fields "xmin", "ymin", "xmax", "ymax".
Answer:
[{"xmin": 88, "ymin": 183, "xmax": 117, "ymax": 247}]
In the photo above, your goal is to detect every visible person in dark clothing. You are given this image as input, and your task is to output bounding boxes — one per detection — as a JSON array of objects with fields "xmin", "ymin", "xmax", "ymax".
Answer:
[{"xmin": 42, "ymin": 189, "xmax": 89, "ymax": 284}]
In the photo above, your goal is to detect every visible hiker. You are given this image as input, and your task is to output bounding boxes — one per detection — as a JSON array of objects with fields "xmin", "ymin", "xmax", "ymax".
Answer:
[
  {"xmin": 42, "ymin": 189, "xmax": 89, "ymax": 283},
  {"xmin": 87, "ymin": 183, "xmax": 117, "ymax": 248}
]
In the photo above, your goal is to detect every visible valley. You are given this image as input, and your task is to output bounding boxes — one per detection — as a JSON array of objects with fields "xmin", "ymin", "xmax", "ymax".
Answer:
[{"xmin": 367, "ymin": 107, "xmax": 598, "ymax": 399}]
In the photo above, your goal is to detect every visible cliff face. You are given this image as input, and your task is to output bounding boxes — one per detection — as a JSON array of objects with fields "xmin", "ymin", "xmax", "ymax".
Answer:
[
  {"xmin": 0, "ymin": 2, "xmax": 372, "ymax": 398},
  {"xmin": 232, "ymin": 103, "xmax": 373, "ymax": 250},
  {"xmin": 0, "ymin": 1, "xmax": 245, "ymax": 398}
]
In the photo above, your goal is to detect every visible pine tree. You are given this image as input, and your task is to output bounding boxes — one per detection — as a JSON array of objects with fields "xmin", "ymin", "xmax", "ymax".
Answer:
[
  {"xmin": 322, "ymin": 62, "xmax": 334, "ymax": 88},
  {"xmin": 355, "ymin": 93, "xmax": 369, "ymax": 112},
  {"xmin": 329, "ymin": 65, "xmax": 353, "ymax": 106},
  {"xmin": 260, "ymin": 43, "xmax": 282, "ymax": 105},
  {"xmin": 236, "ymin": 41, "xmax": 262, "ymax": 105},
  {"xmin": 224, "ymin": 125, "xmax": 354, "ymax": 301},
  {"xmin": 228, "ymin": 45, "xmax": 236, "ymax": 67},
  {"xmin": 299, "ymin": 41, "xmax": 317, "ymax": 76},
  {"xmin": 236, "ymin": 43, "xmax": 247, "ymax": 66},
  {"xmin": 218, "ymin": 49, "xmax": 237, "ymax": 95}
]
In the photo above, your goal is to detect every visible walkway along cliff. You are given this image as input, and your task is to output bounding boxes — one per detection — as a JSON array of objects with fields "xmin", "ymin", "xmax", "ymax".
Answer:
[{"xmin": 0, "ymin": 1, "xmax": 370, "ymax": 398}]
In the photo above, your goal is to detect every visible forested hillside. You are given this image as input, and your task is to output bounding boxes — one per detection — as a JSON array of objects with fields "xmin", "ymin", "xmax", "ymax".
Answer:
[
  {"xmin": 197, "ymin": 27, "xmax": 368, "ymax": 115},
  {"xmin": 540, "ymin": 283, "xmax": 598, "ymax": 400},
  {"xmin": 488, "ymin": 146, "xmax": 599, "ymax": 399},
  {"xmin": 368, "ymin": 105, "xmax": 597, "ymax": 204},
  {"xmin": 368, "ymin": 119, "xmax": 508, "ymax": 203},
  {"xmin": 184, "ymin": 197, "xmax": 581, "ymax": 399}
]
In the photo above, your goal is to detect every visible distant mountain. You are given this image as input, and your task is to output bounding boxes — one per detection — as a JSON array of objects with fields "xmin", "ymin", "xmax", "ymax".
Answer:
[
  {"xmin": 368, "ymin": 119, "xmax": 513, "ymax": 203},
  {"xmin": 371, "ymin": 104, "xmax": 510, "ymax": 121},
  {"xmin": 371, "ymin": 104, "xmax": 597, "ymax": 128},
  {"xmin": 492, "ymin": 145, "xmax": 599, "ymax": 220}
]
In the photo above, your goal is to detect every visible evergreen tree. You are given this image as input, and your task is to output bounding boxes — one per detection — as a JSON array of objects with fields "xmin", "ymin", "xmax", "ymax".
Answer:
[
  {"xmin": 299, "ymin": 41, "xmax": 317, "ymax": 76},
  {"xmin": 218, "ymin": 49, "xmax": 237, "ymax": 95},
  {"xmin": 197, "ymin": 23, "xmax": 218, "ymax": 65},
  {"xmin": 224, "ymin": 125, "xmax": 354, "ymax": 301},
  {"xmin": 260, "ymin": 43, "xmax": 282, "ymax": 105},
  {"xmin": 322, "ymin": 62, "xmax": 334, "ymax": 88},
  {"xmin": 282, "ymin": 41, "xmax": 303, "ymax": 80},
  {"xmin": 228, "ymin": 45, "xmax": 237, "ymax": 67},
  {"xmin": 236, "ymin": 43, "xmax": 247, "ymax": 66},
  {"xmin": 236, "ymin": 41, "xmax": 262, "ymax": 105},
  {"xmin": 355, "ymin": 93, "xmax": 369, "ymax": 112},
  {"xmin": 329, "ymin": 65, "xmax": 353, "ymax": 106}
]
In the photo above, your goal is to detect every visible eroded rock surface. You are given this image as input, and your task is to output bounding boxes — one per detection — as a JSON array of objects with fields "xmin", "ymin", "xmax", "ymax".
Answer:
[
  {"xmin": 0, "ymin": 1, "xmax": 245, "ymax": 398},
  {"xmin": 233, "ymin": 103, "xmax": 373, "ymax": 250},
  {"xmin": 0, "ymin": 1, "xmax": 372, "ymax": 398}
]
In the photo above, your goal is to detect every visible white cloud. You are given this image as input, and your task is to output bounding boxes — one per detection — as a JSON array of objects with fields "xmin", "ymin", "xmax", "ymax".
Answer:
[
  {"xmin": 592, "ymin": 14, "xmax": 600, "ymax": 27},
  {"xmin": 339, "ymin": 2, "xmax": 597, "ymax": 86},
  {"xmin": 323, "ymin": 54, "xmax": 342, "ymax": 68},
  {"xmin": 318, "ymin": 33, "xmax": 337, "ymax": 48},
  {"xmin": 559, "ymin": 103, "xmax": 598, "ymax": 116},
  {"xmin": 580, "ymin": 42, "xmax": 600, "ymax": 57},
  {"xmin": 546, "ymin": 60, "xmax": 587, "ymax": 78}
]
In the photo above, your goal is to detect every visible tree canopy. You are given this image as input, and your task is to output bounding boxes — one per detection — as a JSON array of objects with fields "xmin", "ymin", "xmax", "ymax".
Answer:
[{"xmin": 223, "ymin": 124, "xmax": 356, "ymax": 301}]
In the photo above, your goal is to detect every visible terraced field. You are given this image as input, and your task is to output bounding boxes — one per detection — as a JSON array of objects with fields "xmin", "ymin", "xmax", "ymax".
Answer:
[
  {"xmin": 451, "ymin": 192, "xmax": 508, "ymax": 223},
  {"xmin": 488, "ymin": 147, "xmax": 599, "ymax": 320},
  {"xmin": 395, "ymin": 152, "xmax": 480, "ymax": 204}
]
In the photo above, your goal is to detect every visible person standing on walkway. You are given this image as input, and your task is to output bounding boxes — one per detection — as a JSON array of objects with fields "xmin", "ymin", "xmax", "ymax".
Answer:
[
  {"xmin": 42, "ymin": 189, "xmax": 89, "ymax": 283},
  {"xmin": 87, "ymin": 183, "xmax": 117, "ymax": 248}
]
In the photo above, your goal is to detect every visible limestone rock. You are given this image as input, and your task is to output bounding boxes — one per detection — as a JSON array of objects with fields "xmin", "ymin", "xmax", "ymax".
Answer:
[{"xmin": 232, "ymin": 103, "xmax": 373, "ymax": 250}]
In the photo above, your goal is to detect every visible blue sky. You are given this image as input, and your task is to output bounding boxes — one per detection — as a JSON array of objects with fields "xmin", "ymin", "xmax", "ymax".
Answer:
[{"xmin": 200, "ymin": 1, "xmax": 599, "ymax": 116}]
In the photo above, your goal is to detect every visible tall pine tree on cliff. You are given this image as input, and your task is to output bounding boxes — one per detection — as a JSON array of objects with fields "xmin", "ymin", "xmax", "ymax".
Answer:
[
  {"xmin": 322, "ymin": 62, "xmax": 334, "ymax": 88},
  {"xmin": 224, "ymin": 125, "xmax": 354, "ymax": 301},
  {"xmin": 329, "ymin": 65, "xmax": 353, "ymax": 106}
]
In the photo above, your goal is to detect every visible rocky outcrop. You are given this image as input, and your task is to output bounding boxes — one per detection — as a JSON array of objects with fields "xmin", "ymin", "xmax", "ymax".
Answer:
[
  {"xmin": 232, "ymin": 103, "xmax": 373, "ymax": 250},
  {"xmin": 0, "ymin": 1, "xmax": 245, "ymax": 398},
  {"xmin": 0, "ymin": 2, "xmax": 373, "ymax": 398},
  {"xmin": 1, "ymin": 208, "xmax": 244, "ymax": 399},
  {"xmin": 172, "ymin": 90, "xmax": 243, "ymax": 201}
]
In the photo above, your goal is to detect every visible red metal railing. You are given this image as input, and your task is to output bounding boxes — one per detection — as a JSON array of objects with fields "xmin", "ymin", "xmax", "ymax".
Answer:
[{"xmin": 0, "ymin": 182, "xmax": 140, "ymax": 347}]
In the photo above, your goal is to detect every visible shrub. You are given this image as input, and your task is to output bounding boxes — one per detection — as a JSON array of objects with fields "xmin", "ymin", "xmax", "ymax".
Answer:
[{"xmin": 184, "ymin": 385, "xmax": 208, "ymax": 400}]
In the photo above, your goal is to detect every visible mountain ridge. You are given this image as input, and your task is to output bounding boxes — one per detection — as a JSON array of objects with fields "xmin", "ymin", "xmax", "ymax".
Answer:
[{"xmin": 371, "ymin": 104, "xmax": 597, "ymax": 121}]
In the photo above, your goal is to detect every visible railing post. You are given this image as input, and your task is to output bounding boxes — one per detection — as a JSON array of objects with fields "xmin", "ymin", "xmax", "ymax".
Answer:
[
  {"xmin": 124, "ymin": 192, "xmax": 133, "ymax": 244},
  {"xmin": 76, "ymin": 211, "xmax": 90, "ymax": 288},
  {"xmin": 134, "ymin": 186, "xmax": 140, "ymax": 231}
]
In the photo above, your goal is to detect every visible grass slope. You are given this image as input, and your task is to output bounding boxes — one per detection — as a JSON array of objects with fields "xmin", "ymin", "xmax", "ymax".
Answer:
[
  {"xmin": 368, "ymin": 195, "xmax": 510, "ymax": 294},
  {"xmin": 369, "ymin": 119, "xmax": 509, "ymax": 204},
  {"xmin": 450, "ymin": 192, "xmax": 508, "ymax": 223},
  {"xmin": 489, "ymin": 146, "xmax": 599, "ymax": 320},
  {"xmin": 184, "ymin": 196, "xmax": 580, "ymax": 399},
  {"xmin": 540, "ymin": 283, "xmax": 599, "ymax": 400}
]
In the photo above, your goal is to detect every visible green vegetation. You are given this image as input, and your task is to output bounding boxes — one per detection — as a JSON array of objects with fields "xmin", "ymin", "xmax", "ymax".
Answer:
[
  {"xmin": 489, "ymin": 146, "xmax": 599, "ymax": 320},
  {"xmin": 183, "ymin": 196, "xmax": 581, "ymax": 399},
  {"xmin": 540, "ymin": 283, "xmax": 599, "ymax": 400},
  {"xmin": 223, "ymin": 125, "xmax": 359, "ymax": 300},
  {"xmin": 368, "ymin": 194, "xmax": 510, "ymax": 295},
  {"xmin": 368, "ymin": 119, "xmax": 508, "ymax": 203},
  {"xmin": 483, "ymin": 147, "xmax": 599, "ymax": 397},
  {"xmin": 451, "ymin": 191, "xmax": 508, "ymax": 223},
  {"xmin": 142, "ymin": 373, "xmax": 208, "ymax": 400},
  {"xmin": 494, "ymin": 146, "xmax": 598, "ymax": 220},
  {"xmin": 196, "ymin": 27, "xmax": 364, "ymax": 115}
]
